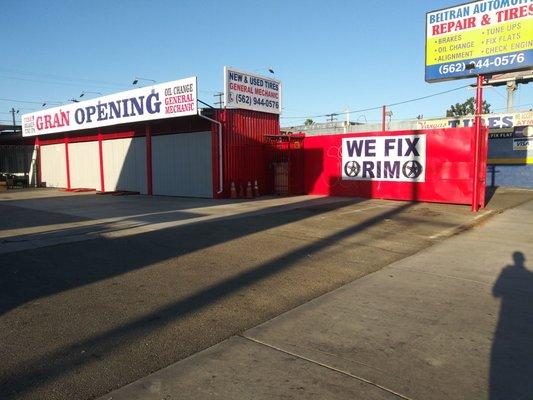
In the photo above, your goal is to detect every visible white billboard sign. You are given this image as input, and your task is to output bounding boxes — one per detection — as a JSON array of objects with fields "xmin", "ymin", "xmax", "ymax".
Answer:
[
  {"xmin": 342, "ymin": 135, "xmax": 427, "ymax": 182},
  {"xmin": 224, "ymin": 66, "xmax": 281, "ymax": 114},
  {"xmin": 22, "ymin": 77, "xmax": 198, "ymax": 137}
]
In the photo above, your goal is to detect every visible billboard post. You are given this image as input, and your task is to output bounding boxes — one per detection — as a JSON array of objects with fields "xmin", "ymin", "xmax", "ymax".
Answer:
[
  {"xmin": 472, "ymin": 74, "xmax": 485, "ymax": 212},
  {"xmin": 426, "ymin": 0, "xmax": 532, "ymax": 211}
]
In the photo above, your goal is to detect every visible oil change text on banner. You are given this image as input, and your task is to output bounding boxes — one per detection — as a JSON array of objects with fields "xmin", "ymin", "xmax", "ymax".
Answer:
[
  {"xmin": 21, "ymin": 77, "xmax": 197, "ymax": 137},
  {"xmin": 425, "ymin": 0, "xmax": 533, "ymax": 82},
  {"xmin": 342, "ymin": 135, "xmax": 427, "ymax": 182}
]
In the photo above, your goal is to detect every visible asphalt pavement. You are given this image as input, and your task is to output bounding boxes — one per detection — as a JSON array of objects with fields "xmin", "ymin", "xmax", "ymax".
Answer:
[
  {"xmin": 98, "ymin": 196, "xmax": 533, "ymax": 400},
  {"xmin": 0, "ymin": 188, "xmax": 531, "ymax": 400}
]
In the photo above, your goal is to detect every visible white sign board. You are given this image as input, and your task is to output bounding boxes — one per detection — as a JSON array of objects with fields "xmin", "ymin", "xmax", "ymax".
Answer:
[
  {"xmin": 22, "ymin": 77, "xmax": 198, "ymax": 137},
  {"xmin": 224, "ymin": 66, "xmax": 281, "ymax": 114},
  {"xmin": 513, "ymin": 138, "xmax": 532, "ymax": 151},
  {"xmin": 416, "ymin": 110, "xmax": 533, "ymax": 130},
  {"xmin": 342, "ymin": 135, "xmax": 427, "ymax": 182}
]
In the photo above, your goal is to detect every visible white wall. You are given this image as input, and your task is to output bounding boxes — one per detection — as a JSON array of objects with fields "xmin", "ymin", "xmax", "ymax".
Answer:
[
  {"xmin": 69, "ymin": 141, "xmax": 100, "ymax": 189},
  {"xmin": 41, "ymin": 144, "xmax": 67, "ymax": 188},
  {"xmin": 152, "ymin": 132, "xmax": 212, "ymax": 198},
  {"xmin": 102, "ymin": 137, "xmax": 147, "ymax": 194}
]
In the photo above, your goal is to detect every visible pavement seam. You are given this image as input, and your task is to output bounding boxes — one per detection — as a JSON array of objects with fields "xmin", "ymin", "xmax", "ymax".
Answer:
[
  {"xmin": 239, "ymin": 334, "xmax": 415, "ymax": 400},
  {"xmin": 427, "ymin": 209, "xmax": 497, "ymax": 240},
  {"xmin": 386, "ymin": 266, "xmax": 494, "ymax": 287}
]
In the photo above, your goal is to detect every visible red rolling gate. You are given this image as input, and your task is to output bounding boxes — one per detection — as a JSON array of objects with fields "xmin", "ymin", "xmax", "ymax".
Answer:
[{"xmin": 302, "ymin": 127, "xmax": 488, "ymax": 206}]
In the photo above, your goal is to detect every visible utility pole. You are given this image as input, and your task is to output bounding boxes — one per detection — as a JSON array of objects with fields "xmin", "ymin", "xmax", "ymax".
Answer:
[
  {"xmin": 214, "ymin": 92, "xmax": 224, "ymax": 108},
  {"xmin": 10, "ymin": 108, "xmax": 18, "ymax": 133},
  {"xmin": 326, "ymin": 113, "xmax": 337, "ymax": 122},
  {"xmin": 344, "ymin": 108, "xmax": 350, "ymax": 134},
  {"xmin": 506, "ymin": 80, "xmax": 517, "ymax": 112}
]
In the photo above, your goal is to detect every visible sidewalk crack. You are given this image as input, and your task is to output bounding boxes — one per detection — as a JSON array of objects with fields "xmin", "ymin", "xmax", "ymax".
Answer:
[{"xmin": 239, "ymin": 334, "xmax": 415, "ymax": 400}]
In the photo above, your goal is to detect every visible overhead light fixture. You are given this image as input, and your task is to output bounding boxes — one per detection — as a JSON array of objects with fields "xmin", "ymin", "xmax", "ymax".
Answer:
[
  {"xmin": 253, "ymin": 67, "xmax": 275, "ymax": 75},
  {"xmin": 79, "ymin": 91, "xmax": 103, "ymax": 98},
  {"xmin": 69, "ymin": 99, "xmax": 79, "ymax": 103},
  {"xmin": 132, "ymin": 77, "xmax": 156, "ymax": 85}
]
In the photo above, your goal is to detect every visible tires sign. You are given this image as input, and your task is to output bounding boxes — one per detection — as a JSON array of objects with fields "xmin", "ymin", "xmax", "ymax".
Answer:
[
  {"xmin": 425, "ymin": 0, "xmax": 533, "ymax": 82},
  {"xmin": 224, "ymin": 66, "xmax": 281, "ymax": 114}
]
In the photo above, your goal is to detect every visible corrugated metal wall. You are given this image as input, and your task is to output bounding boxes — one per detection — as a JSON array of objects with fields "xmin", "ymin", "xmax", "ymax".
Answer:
[
  {"xmin": 152, "ymin": 132, "xmax": 212, "ymax": 197},
  {"xmin": 213, "ymin": 109, "xmax": 280, "ymax": 197},
  {"xmin": 30, "ymin": 111, "xmax": 280, "ymax": 197},
  {"xmin": 103, "ymin": 137, "xmax": 147, "ymax": 194},
  {"xmin": 41, "ymin": 144, "xmax": 67, "ymax": 188},
  {"xmin": 69, "ymin": 141, "xmax": 100, "ymax": 189}
]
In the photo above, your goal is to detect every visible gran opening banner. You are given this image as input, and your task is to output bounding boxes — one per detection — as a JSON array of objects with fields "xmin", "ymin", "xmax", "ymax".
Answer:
[
  {"xmin": 22, "ymin": 77, "xmax": 197, "ymax": 137},
  {"xmin": 426, "ymin": 0, "xmax": 533, "ymax": 82}
]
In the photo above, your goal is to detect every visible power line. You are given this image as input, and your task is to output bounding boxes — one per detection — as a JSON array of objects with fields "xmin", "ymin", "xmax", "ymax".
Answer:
[
  {"xmin": 213, "ymin": 92, "xmax": 224, "ymax": 107},
  {"xmin": 0, "ymin": 97, "xmax": 62, "ymax": 105},
  {"xmin": 280, "ymin": 84, "xmax": 470, "ymax": 119},
  {"xmin": 491, "ymin": 102, "xmax": 533, "ymax": 112},
  {"xmin": 0, "ymin": 67, "xmax": 128, "ymax": 89},
  {"xmin": 385, "ymin": 84, "xmax": 470, "ymax": 107},
  {"xmin": 0, "ymin": 75, "xmax": 126, "ymax": 90}
]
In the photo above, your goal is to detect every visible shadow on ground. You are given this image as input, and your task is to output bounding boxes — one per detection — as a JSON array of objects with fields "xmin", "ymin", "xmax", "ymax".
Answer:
[
  {"xmin": 490, "ymin": 251, "xmax": 533, "ymax": 400},
  {"xmin": 0, "ymin": 195, "xmax": 443, "ymax": 400},
  {"xmin": 0, "ymin": 190, "xmax": 498, "ymax": 400}
]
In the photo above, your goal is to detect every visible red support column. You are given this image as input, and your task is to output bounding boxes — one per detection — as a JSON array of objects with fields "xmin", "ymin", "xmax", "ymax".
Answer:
[
  {"xmin": 479, "ymin": 125, "xmax": 489, "ymax": 208},
  {"xmin": 64, "ymin": 135, "xmax": 71, "ymax": 191},
  {"xmin": 472, "ymin": 74, "xmax": 484, "ymax": 212},
  {"xmin": 98, "ymin": 130, "xmax": 105, "ymax": 192},
  {"xmin": 145, "ymin": 124, "xmax": 153, "ymax": 195},
  {"xmin": 35, "ymin": 137, "xmax": 42, "ymax": 187},
  {"xmin": 381, "ymin": 105, "xmax": 386, "ymax": 132}
]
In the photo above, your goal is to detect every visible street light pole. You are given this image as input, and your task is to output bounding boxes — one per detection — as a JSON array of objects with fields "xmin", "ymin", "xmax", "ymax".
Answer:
[{"xmin": 506, "ymin": 80, "xmax": 517, "ymax": 112}]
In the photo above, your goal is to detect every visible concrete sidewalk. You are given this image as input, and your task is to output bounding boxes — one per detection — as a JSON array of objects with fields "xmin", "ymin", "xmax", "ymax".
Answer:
[{"xmin": 98, "ymin": 199, "xmax": 533, "ymax": 400}]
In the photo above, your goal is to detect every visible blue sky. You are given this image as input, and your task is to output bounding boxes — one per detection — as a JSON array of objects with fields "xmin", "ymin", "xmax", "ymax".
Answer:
[{"xmin": 2, "ymin": 0, "xmax": 531, "ymax": 126}]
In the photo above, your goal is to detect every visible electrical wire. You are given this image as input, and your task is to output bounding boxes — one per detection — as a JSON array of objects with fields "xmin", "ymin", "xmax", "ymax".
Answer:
[
  {"xmin": 280, "ymin": 84, "xmax": 470, "ymax": 119},
  {"xmin": 0, "ymin": 97, "xmax": 62, "ymax": 105},
  {"xmin": 491, "ymin": 102, "xmax": 533, "ymax": 112},
  {"xmin": 0, "ymin": 67, "xmax": 128, "ymax": 89},
  {"xmin": 0, "ymin": 75, "xmax": 126, "ymax": 90}
]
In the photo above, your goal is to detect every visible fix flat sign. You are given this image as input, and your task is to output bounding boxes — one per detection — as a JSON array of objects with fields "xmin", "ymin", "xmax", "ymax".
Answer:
[{"xmin": 342, "ymin": 135, "xmax": 427, "ymax": 182}]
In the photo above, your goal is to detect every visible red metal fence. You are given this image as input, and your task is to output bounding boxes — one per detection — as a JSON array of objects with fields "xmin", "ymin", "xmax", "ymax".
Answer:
[{"xmin": 303, "ymin": 127, "xmax": 488, "ymax": 206}]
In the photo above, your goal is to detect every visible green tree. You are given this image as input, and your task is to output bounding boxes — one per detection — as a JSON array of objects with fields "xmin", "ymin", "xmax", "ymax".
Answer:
[
  {"xmin": 446, "ymin": 97, "xmax": 491, "ymax": 117},
  {"xmin": 304, "ymin": 118, "xmax": 314, "ymax": 126}
]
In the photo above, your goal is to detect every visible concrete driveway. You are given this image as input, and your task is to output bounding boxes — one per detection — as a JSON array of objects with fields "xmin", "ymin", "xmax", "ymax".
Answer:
[{"xmin": 0, "ymin": 188, "xmax": 519, "ymax": 400}]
